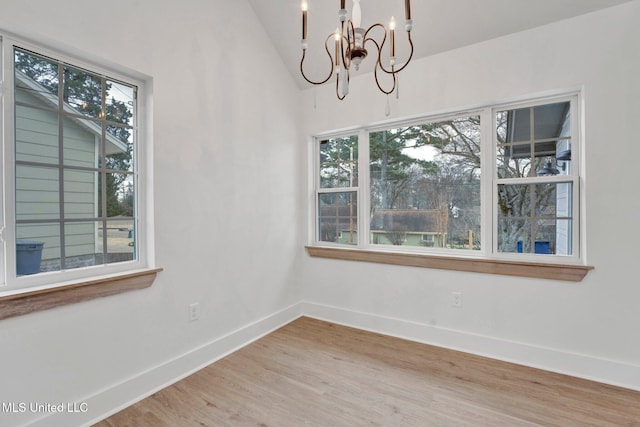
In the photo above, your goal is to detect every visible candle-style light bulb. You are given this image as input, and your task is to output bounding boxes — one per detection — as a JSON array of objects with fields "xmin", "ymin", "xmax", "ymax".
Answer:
[
  {"xmin": 301, "ymin": 1, "xmax": 308, "ymax": 41},
  {"xmin": 352, "ymin": 0, "xmax": 362, "ymax": 28},
  {"xmin": 334, "ymin": 27, "xmax": 341, "ymax": 71},
  {"xmin": 389, "ymin": 16, "xmax": 396, "ymax": 60}
]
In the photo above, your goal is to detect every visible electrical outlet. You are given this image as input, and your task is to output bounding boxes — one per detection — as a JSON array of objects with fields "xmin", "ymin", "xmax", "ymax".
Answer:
[
  {"xmin": 452, "ymin": 292, "xmax": 463, "ymax": 308},
  {"xmin": 188, "ymin": 302, "xmax": 200, "ymax": 322}
]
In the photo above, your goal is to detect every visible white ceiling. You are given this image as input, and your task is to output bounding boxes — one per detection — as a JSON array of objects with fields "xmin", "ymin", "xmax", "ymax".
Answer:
[{"xmin": 247, "ymin": 0, "xmax": 631, "ymax": 89}]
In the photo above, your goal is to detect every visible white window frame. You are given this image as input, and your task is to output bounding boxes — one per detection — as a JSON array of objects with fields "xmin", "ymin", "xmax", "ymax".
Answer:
[
  {"xmin": 0, "ymin": 34, "xmax": 152, "ymax": 292},
  {"xmin": 491, "ymin": 95, "xmax": 581, "ymax": 264},
  {"xmin": 314, "ymin": 131, "xmax": 362, "ymax": 249},
  {"xmin": 309, "ymin": 92, "xmax": 584, "ymax": 266}
]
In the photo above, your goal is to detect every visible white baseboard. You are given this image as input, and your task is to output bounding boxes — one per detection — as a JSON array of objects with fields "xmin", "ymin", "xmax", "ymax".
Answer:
[
  {"xmin": 24, "ymin": 299, "xmax": 639, "ymax": 426},
  {"xmin": 27, "ymin": 302, "xmax": 303, "ymax": 427},
  {"xmin": 301, "ymin": 301, "xmax": 640, "ymax": 392}
]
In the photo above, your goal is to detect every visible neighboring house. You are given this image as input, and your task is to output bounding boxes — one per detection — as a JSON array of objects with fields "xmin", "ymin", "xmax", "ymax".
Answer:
[
  {"xmin": 318, "ymin": 203, "xmax": 357, "ymax": 244},
  {"xmin": 319, "ymin": 204, "xmax": 450, "ymax": 247},
  {"xmin": 369, "ymin": 208, "xmax": 450, "ymax": 247},
  {"xmin": 14, "ymin": 70, "xmax": 128, "ymax": 268}
]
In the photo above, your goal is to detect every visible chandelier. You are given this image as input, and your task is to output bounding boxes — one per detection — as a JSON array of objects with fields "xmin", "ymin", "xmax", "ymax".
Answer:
[{"xmin": 300, "ymin": 0, "xmax": 414, "ymax": 100}]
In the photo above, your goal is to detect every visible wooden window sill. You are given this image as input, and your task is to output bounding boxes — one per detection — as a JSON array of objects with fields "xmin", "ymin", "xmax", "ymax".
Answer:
[
  {"xmin": 0, "ymin": 268, "xmax": 163, "ymax": 320},
  {"xmin": 306, "ymin": 246, "xmax": 593, "ymax": 282}
]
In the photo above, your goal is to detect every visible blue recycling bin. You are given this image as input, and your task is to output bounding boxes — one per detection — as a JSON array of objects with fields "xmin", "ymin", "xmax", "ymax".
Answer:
[
  {"xmin": 16, "ymin": 240, "xmax": 44, "ymax": 275},
  {"xmin": 534, "ymin": 241, "xmax": 551, "ymax": 254},
  {"xmin": 517, "ymin": 240, "xmax": 551, "ymax": 254}
]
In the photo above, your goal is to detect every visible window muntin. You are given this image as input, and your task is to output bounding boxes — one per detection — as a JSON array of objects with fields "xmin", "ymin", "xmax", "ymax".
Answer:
[
  {"xmin": 312, "ymin": 94, "xmax": 580, "ymax": 263},
  {"xmin": 1, "ymin": 38, "xmax": 144, "ymax": 290},
  {"xmin": 369, "ymin": 117, "xmax": 481, "ymax": 250}
]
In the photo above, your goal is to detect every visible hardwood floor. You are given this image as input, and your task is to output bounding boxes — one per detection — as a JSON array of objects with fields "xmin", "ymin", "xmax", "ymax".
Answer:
[{"xmin": 95, "ymin": 317, "xmax": 640, "ymax": 426}]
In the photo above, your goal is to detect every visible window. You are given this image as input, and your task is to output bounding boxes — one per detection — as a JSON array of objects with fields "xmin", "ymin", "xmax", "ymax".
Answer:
[
  {"xmin": 369, "ymin": 116, "xmax": 481, "ymax": 250},
  {"xmin": 310, "ymin": 94, "xmax": 586, "ymax": 274},
  {"xmin": 317, "ymin": 135, "xmax": 358, "ymax": 245},
  {"xmin": 495, "ymin": 101, "xmax": 577, "ymax": 256},
  {"xmin": 1, "ymin": 36, "xmax": 151, "ymax": 293}
]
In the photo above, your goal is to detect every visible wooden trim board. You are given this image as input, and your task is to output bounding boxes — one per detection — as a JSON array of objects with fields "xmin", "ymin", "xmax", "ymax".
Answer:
[
  {"xmin": 306, "ymin": 246, "xmax": 593, "ymax": 281},
  {"xmin": 0, "ymin": 268, "xmax": 162, "ymax": 320}
]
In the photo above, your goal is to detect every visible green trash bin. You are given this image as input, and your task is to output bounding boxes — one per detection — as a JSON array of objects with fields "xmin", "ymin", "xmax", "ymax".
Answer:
[{"xmin": 16, "ymin": 240, "xmax": 44, "ymax": 275}]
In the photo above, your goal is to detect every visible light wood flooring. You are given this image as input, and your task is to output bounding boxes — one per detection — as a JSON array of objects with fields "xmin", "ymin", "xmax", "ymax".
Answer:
[{"xmin": 96, "ymin": 317, "xmax": 640, "ymax": 426}]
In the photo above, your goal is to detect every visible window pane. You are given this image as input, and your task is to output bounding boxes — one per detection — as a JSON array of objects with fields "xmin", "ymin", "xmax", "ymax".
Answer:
[
  {"xmin": 497, "ymin": 101, "xmax": 572, "ymax": 179},
  {"xmin": 16, "ymin": 165, "xmax": 60, "ymax": 221},
  {"xmin": 318, "ymin": 192, "xmax": 357, "ymax": 244},
  {"xmin": 319, "ymin": 136, "xmax": 358, "ymax": 188},
  {"xmin": 63, "ymin": 116, "xmax": 100, "ymax": 167},
  {"xmin": 99, "ymin": 172, "xmax": 134, "ymax": 218},
  {"xmin": 554, "ymin": 219, "xmax": 573, "ymax": 256},
  {"xmin": 64, "ymin": 221, "xmax": 99, "ymax": 269},
  {"xmin": 104, "ymin": 219, "xmax": 135, "ymax": 264},
  {"xmin": 534, "ymin": 103, "xmax": 570, "ymax": 139},
  {"xmin": 497, "ymin": 183, "xmax": 532, "ymax": 219},
  {"xmin": 63, "ymin": 65, "xmax": 103, "ymax": 119},
  {"xmin": 497, "ymin": 182, "xmax": 573, "ymax": 255},
  {"xmin": 15, "ymin": 105, "xmax": 59, "ymax": 164},
  {"xmin": 103, "ymin": 125, "xmax": 134, "ymax": 172},
  {"xmin": 16, "ymin": 223, "xmax": 61, "ymax": 274},
  {"xmin": 370, "ymin": 117, "xmax": 481, "ymax": 250},
  {"xmin": 64, "ymin": 170, "xmax": 98, "ymax": 219},
  {"xmin": 497, "ymin": 142, "xmax": 531, "ymax": 179},
  {"xmin": 114, "ymin": 176, "xmax": 135, "ymax": 217},
  {"xmin": 497, "ymin": 218, "xmax": 530, "ymax": 253},
  {"xmin": 106, "ymin": 80, "xmax": 135, "ymax": 127},
  {"xmin": 14, "ymin": 49, "xmax": 59, "ymax": 105},
  {"xmin": 496, "ymin": 108, "xmax": 530, "ymax": 143}
]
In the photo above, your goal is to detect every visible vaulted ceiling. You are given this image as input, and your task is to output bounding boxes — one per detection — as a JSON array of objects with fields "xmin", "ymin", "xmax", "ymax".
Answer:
[{"xmin": 247, "ymin": 0, "xmax": 631, "ymax": 88}]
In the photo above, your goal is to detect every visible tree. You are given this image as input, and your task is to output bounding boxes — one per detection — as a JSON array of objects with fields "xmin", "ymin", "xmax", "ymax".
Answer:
[
  {"xmin": 386, "ymin": 226, "xmax": 407, "ymax": 246},
  {"xmin": 370, "ymin": 127, "xmax": 437, "ymax": 211},
  {"xmin": 369, "ymin": 117, "xmax": 481, "ymax": 247},
  {"xmin": 495, "ymin": 110, "xmax": 560, "ymax": 253}
]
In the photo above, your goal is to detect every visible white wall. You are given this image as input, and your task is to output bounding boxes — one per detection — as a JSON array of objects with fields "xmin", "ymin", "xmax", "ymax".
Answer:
[
  {"xmin": 301, "ymin": 1, "xmax": 640, "ymax": 390},
  {"xmin": 0, "ymin": 1, "xmax": 303, "ymax": 426}
]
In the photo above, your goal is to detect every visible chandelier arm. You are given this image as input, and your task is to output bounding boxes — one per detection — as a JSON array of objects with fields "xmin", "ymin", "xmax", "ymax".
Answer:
[
  {"xmin": 363, "ymin": 23, "xmax": 387, "ymax": 42},
  {"xmin": 340, "ymin": 21, "xmax": 350, "ymax": 69},
  {"xmin": 300, "ymin": 35, "xmax": 336, "ymax": 86},
  {"xmin": 335, "ymin": 73, "xmax": 347, "ymax": 100},
  {"xmin": 377, "ymin": 32, "xmax": 414, "ymax": 75},
  {"xmin": 343, "ymin": 20, "xmax": 357, "ymax": 69},
  {"xmin": 368, "ymin": 38, "xmax": 396, "ymax": 95},
  {"xmin": 374, "ymin": 61, "xmax": 397, "ymax": 95},
  {"xmin": 341, "ymin": 36, "xmax": 351, "ymax": 70},
  {"xmin": 348, "ymin": 19, "xmax": 355, "ymax": 39}
]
